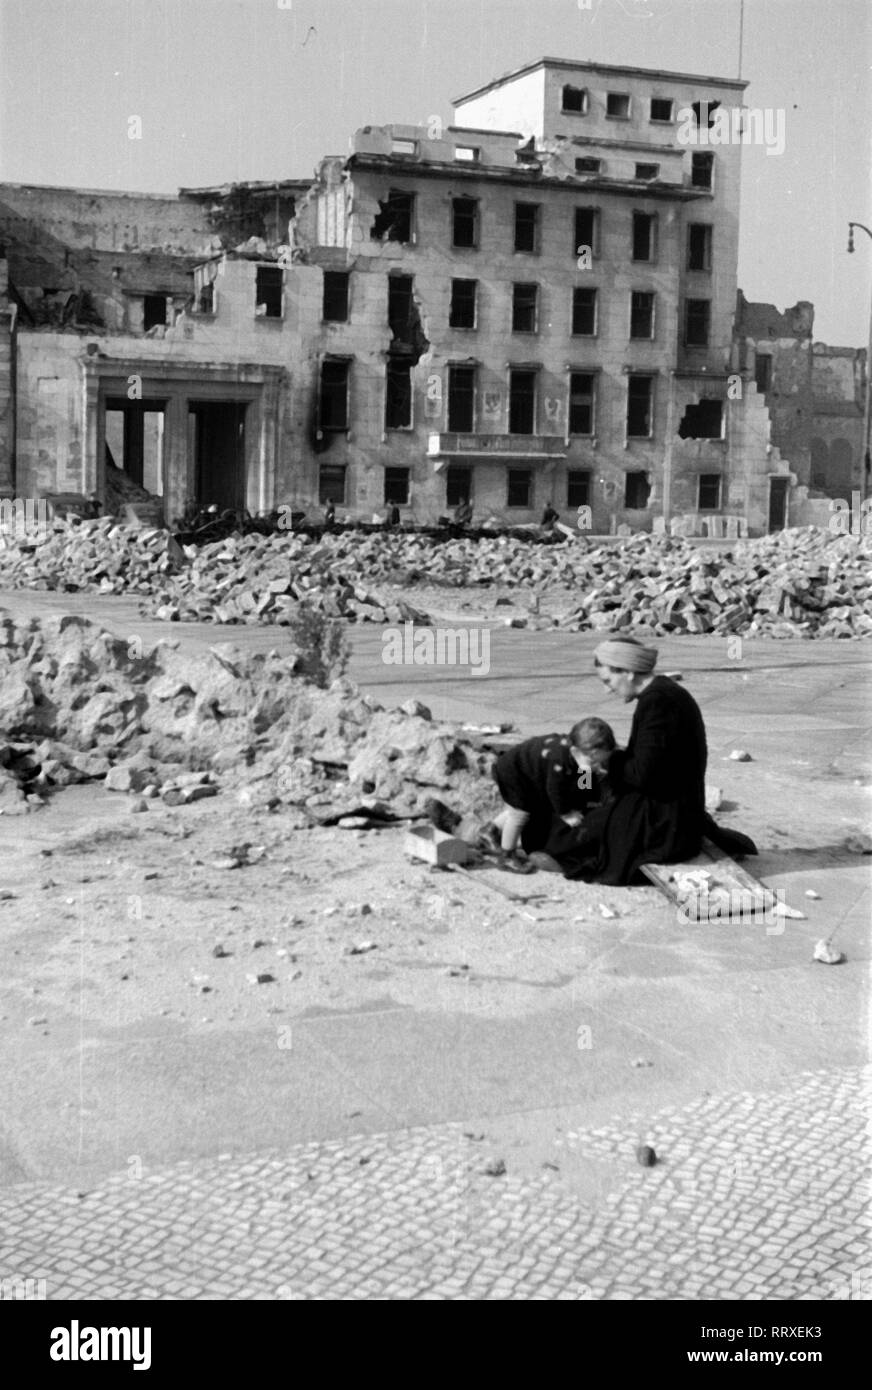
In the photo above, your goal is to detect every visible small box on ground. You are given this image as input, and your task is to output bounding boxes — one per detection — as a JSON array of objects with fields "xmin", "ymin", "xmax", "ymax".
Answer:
[{"xmin": 404, "ymin": 825, "xmax": 473, "ymax": 866}]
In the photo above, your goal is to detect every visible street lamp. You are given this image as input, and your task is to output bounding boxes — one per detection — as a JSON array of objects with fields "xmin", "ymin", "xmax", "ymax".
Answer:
[{"xmin": 847, "ymin": 221, "xmax": 872, "ymax": 500}]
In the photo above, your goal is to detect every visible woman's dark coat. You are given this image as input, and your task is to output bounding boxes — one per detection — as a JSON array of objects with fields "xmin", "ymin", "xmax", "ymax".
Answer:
[{"xmin": 546, "ymin": 675, "xmax": 708, "ymax": 885}]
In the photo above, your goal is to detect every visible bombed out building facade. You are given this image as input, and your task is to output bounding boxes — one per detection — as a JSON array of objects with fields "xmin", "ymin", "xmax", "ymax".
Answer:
[{"xmin": 0, "ymin": 58, "xmax": 865, "ymax": 534}]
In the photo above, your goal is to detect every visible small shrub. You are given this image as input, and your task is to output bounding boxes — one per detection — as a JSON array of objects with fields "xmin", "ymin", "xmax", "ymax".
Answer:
[{"xmin": 286, "ymin": 600, "xmax": 349, "ymax": 688}]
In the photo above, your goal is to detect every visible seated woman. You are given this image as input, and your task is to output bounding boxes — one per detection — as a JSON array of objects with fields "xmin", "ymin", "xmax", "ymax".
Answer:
[{"xmin": 545, "ymin": 635, "xmax": 755, "ymax": 886}]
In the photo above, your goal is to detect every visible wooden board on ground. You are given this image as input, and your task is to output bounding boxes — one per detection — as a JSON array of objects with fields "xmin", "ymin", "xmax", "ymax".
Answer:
[{"xmin": 641, "ymin": 839, "xmax": 802, "ymax": 923}]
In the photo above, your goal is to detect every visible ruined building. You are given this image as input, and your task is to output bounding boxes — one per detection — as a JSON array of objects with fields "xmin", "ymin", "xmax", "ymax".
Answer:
[
  {"xmin": 734, "ymin": 292, "xmax": 868, "ymax": 528},
  {"xmin": 0, "ymin": 57, "xmax": 865, "ymax": 533}
]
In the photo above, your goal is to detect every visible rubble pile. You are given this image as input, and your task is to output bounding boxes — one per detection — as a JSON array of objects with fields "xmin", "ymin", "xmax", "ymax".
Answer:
[
  {"xmin": 149, "ymin": 532, "xmax": 430, "ymax": 626},
  {"xmin": 555, "ymin": 529, "xmax": 872, "ymax": 638},
  {"xmin": 0, "ymin": 521, "xmax": 430, "ymax": 626},
  {"xmin": 0, "ymin": 610, "xmax": 497, "ymax": 820},
  {"xmin": 0, "ymin": 519, "xmax": 868, "ymax": 637}
]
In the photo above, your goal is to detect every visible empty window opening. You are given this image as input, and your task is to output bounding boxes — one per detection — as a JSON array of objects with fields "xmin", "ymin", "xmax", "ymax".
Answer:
[
  {"xmin": 387, "ymin": 274, "xmax": 413, "ymax": 337},
  {"xmin": 385, "ymin": 359, "xmax": 413, "ymax": 429},
  {"xmin": 449, "ymin": 278, "xmax": 477, "ymax": 329},
  {"xmin": 754, "ymin": 354, "xmax": 772, "ymax": 393},
  {"xmin": 567, "ymin": 469, "xmax": 591, "ymax": 508},
  {"xmin": 678, "ymin": 398, "xmax": 723, "ymax": 439},
  {"xmin": 632, "ymin": 212, "xmax": 657, "ymax": 262},
  {"xmin": 143, "ymin": 294, "xmax": 167, "ymax": 331},
  {"xmin": 514, "ymin": 202, "xmax": 540, "ymax": 253},
  {"xmin": 446, "ymin": 465, "xmax": 472, "ymax": 508},
  {"xmin": 509, "ymin": 370, "xmax": 537, "ymax": 434},
  {"xmin": 319, "ymin": 360, "xmax": 350, "ymax": 431},
  {"xmin": 562, "ymin": 85, "xmax": 588, "ymax": 114},
  {"xmin": 507, "ymin": 468, "xmax": 532, "ymax": 508},
  {"xmin": 391, "ymin": 138, "xmax": 417, "ymax": 156},
  {"xmin": 606, "ymin": 92, "xmax": 630, "ymax": 118},
  {"xmin": 255, "ymin": 266, "xmax": 283, "ymax": 318},
  {"xmin": 627, "ymin": 376, "xmax": 654, "ymax": 437},
  {"xmin": 575, "ymin": 157, "xmax": 601, "ymax": 175},
  {"xmin": 323, "ymin": 271, "xmax": 350, "ymax": 322},
  {"xmin": 452, "ymin": 196, "xmax": 479, "ymax": 248},
  {"xmin": 455, "ymin": 145, "xmax": 480, "ymax": 162},
  {"xmin": 687, "ymin": 224, "xmax": 712, "ymax": 272},
  {"xmin": 575, "ymin": 206, "xmax": 599, "ymax": 257},
  {"xmin": 698, "ymin": 474, "xmax": 722, "ymax": 509},
  {"xmin": 371, "ymin": 189, "xmax": 415, "ymax": 242},
  {"xmin": 572, "ymin": 287, "xmax": 597, "ymax": 336},
  {"xmin": 691, "ymin": 153, "xmax": 714, "ymax": 189},
  {"xmin": 635, "ymin": 163, "xmax": 660, "ymax": 181},
  {"xmin": 630, "ymin": 291, "xmax": 655, "ymax": 339},
  {"xmin": 685, "ymin": 298, "xmax": 711, "ymax": 347},
  {"xmin": 569, "ymin": 373, "xmax": 595, "ymax": 435},
  {"xmin": 196, "ymin": 283, "xmax": 214, "ymax": 315},
  {"xmin": 650, "ymin": 98, "xmax": 673, "ymax": 122},
  {"xmin": 319, "ymin": 464, "xmax": 346, "ymax": 505},
  {"xmin": 512, "ymin": 283, "xmax": 539, "ymax": 333},
  {"xmin": 447, "ymin": 365, "xmax": 476, "ymax": 432},
  {"xmin": 691, "ymin": 100, "xmax": 721, "ymax": 128},
  {"xmin": 384, "ymin": 466, "xmax": 410, "ymax": 504},
  {"xmin": 625, "ymin": 471, "xmax": 651, "ymax": 509}
]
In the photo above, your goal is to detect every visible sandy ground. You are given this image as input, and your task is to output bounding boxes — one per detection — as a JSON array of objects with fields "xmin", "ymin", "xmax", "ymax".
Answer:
[{"xmin": 0, "ymin": 583, "xmax": 869, "ymax": 1192}]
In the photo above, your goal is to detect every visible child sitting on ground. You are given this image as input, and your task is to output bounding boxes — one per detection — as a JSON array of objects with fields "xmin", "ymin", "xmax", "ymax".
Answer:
[{"xmin": 484, "ymin": 717, "xmax": 616, "ymax": 873}]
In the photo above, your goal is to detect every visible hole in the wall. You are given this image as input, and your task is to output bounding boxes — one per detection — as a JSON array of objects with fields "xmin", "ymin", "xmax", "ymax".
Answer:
[
  {"xmin": 678, "ymin": 399, "xmax": 724, "ymax": 440},
  {"xmin": 371, "ymin": 190, "xmax": 414, "ymax": 243}
]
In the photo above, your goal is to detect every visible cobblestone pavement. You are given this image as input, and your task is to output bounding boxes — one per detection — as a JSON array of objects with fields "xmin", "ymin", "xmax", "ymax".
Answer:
[{"xmin": 1, "ymin": 1066, "xmax": 869, "ymax": 1301}]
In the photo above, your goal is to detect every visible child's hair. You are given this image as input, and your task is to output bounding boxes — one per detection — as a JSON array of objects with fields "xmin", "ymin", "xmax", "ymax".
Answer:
[{"xmin": 570, "ymin": 716, "xmax": 616, "ymax": 754}]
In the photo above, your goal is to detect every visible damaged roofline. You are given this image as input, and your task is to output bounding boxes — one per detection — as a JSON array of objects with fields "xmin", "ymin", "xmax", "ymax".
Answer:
[
  {"xmin": 453, "ymin": 56, "xmax": 749, "ymax": 106},
  {"xmin": 179, "ymin": 179, "xmax": 313, "ymax": 198},
  {"xmin": 344, "ymin": 155, "xmax": 709, "ymax": 200}
]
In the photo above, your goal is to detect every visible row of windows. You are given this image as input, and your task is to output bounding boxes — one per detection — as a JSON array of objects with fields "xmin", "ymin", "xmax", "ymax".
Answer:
[
  {"xmin": 209, "ymin": 213, "xmax": 713, "ymax": 326},
  {"xmin": 319, "ymin": 461, "xmax": 723, "ymax": 512},
  {"xmin": 559, "ymin": 89, "xmax": 722, "ymax": 128},
  {"xmin": 383, "ymin": 198, "xmax": 714, "ymax": 254},
  {"xmin": 373, "ymin": 208, "xmax": 713, "ymax": 264},
  {"xmin": 319, "ymin": 360, "xmax": 725, "ymax": 439},
  {"xmin": 370, "ymin": 162, "xmax": 714, "ymax": 247},
  {"xmin": 325, "ymin": 269, "xmax": 713, "ymax": 346},
  {"xmin": 451, "ymin": 283, "xmax": 711, "ymax": 343}
]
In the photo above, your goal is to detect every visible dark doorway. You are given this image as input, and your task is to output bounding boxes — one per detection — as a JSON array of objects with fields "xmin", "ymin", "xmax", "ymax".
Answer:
[
  {"xmin": 446, "ymin": 466, "xmax": 472, "ymax": 507},
  {"xmin": 189, "ymin": 401, "xmax": 247, "ymax": 510},
  {"xmin": 768, "ymin": 476, "xmax": 789, "ymax": 532}
]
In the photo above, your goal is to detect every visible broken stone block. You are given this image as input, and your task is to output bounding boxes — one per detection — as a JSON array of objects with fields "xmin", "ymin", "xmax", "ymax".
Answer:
[
  {"xmin": 399, "ymin": 698, "xmax": 432, "ymax": 720},
  {"xmin": 104, "ymin": 761, "xmax": 153, "ymax": 793}
]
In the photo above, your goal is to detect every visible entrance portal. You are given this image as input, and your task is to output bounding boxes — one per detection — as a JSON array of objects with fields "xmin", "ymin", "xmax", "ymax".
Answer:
[
  {"xmin": 104, "ymin": 399, "xmax": 166, "ymax": 495},
  {"xmin": 189, "ymin": 401, "xmax": 247, "ymax": 511}
]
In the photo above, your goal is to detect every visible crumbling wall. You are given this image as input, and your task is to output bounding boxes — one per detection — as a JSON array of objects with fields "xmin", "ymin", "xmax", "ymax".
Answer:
[
  {"xmin": 0, "ymin": 184, "xmax": 211, "ymax": 254},
  {"xmin": 734, "ymin": 292, "xmax": 814, "ymax": 487}
]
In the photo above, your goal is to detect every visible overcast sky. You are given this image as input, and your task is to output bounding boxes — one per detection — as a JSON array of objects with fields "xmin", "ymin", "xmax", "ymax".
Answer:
[{"xmin": 1, "ymin": 0, "xmax": 869, "ymax": 344}]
